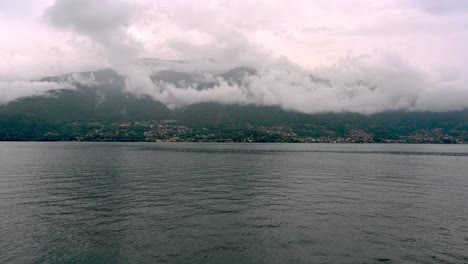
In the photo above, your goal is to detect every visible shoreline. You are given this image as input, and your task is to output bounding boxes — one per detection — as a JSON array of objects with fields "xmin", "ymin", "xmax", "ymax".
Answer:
[{"xmin": 0, "ymin": 140, "xmax": 465, "ymax": 144}]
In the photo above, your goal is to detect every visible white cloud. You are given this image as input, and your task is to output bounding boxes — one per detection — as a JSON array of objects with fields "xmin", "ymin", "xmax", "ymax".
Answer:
[
  {"xmin": 0, "ymin": 0, "xmax": 467, "ymax": 113},
  {"xmin": 124, "ymin": 54, "xmax": 468, "ymax": 114},
  {"xmin": 0, "ymin": 81, "xmax": 70, "ymax": 104}
]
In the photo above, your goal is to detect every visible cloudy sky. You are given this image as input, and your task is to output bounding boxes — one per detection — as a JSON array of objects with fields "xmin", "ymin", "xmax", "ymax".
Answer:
[{"xmin": 0, "ymin": 0, "xmax": 467, "ymax": 113}]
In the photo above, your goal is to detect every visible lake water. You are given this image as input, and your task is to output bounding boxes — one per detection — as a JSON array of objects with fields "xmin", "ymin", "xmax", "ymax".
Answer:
[{"xmin": 1, "ymin": 142, "xmax": 468, "ymax": 264}]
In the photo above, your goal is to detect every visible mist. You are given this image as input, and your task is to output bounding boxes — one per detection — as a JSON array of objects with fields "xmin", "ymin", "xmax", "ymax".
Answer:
[
  {"xmin": 0, "ymin": 80, "xmax": 71, "ymax": 104},
  {"xmin": 124, "ymin": 54, "xmax": 468, "ymax": 114},
  {"xmin": 0, "ymin": 0, "xmax": 467, "ymax": 114}
]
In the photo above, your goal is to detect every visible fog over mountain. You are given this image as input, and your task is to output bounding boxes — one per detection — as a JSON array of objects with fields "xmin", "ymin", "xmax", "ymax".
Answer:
[{"xmin": 1, "ymin": 0, "xmax": 467, "ymax": 114}]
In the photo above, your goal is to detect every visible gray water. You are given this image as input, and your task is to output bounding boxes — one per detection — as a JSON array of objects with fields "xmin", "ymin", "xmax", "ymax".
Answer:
[{"xmin": 1, "ymin": 142, "xmax": 468, "ymax": 264}]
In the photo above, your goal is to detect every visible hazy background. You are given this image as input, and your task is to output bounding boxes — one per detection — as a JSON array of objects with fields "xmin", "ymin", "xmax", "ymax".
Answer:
[{"xmin": 1, "ymin": 0, "xmax": 467, "ymax": 114}]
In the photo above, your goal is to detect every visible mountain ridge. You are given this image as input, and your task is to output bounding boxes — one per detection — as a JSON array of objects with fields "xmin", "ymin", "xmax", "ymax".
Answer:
[{"xmin": 1, "ymin": 68, "xmax": 467, "ymax": 143}]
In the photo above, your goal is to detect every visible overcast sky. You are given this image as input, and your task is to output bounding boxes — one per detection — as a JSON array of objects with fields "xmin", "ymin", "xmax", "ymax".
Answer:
[{"xmin": 0, "ymin": 0, "xmax": 467, "ymax": 113}]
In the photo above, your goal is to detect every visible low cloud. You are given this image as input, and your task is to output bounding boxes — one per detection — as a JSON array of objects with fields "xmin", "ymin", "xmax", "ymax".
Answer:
[
  {"xmin": 0, "ymin": 0, "xmax": 467, "ymax": 114},
  {"xmin": 125, "ymin": 54, "xmax": 468, "ymax": 114},
  {"xmin": 0, "ymin": 72, "xmax": 97, "ymax": 104},
  {"xmin": 0, "ymin": 81, "xmax": 71, "ymax": 104}
]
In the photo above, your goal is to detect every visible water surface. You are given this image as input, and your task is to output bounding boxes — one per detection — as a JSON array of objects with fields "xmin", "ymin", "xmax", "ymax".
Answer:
[{"xmin": 1, "ymin": 142, "xmax": 467, "ymax": 263}]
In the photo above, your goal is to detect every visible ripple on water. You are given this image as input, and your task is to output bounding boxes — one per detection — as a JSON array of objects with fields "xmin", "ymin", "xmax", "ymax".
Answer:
[{"xmin": 1, "ymin": 142, "xmax": 468, "ymax": 264}]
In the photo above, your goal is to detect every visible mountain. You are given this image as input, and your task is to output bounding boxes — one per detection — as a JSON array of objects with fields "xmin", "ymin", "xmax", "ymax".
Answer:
[{"xmin": 1, "ymin": 68, "xmax": 467, "ymax": 142}]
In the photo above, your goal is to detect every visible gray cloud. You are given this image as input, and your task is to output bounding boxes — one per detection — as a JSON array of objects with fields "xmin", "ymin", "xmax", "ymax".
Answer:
[
  {"xmin": 44, "ymin": 0, "xmax": 130, "ymax": 34},
  {"xmin": 43, "ymin": 0, "xmax": 141, "ymax": 68},
  {"xmin": 161, "ymin": 31, "xmax": 272, "ymax": 71},
  {"xmin": 412, "ymin": 0, "xmax": 468, "ymax": 14},
  {"xmin": 0, "ymin": 0, "xmax": 467, "ymax": 114}
]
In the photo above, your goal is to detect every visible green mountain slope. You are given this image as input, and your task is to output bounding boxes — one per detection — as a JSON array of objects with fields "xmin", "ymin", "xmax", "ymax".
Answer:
[{"xmin": 1, "ymin": 69, "xmax": 467, "ymax": 142}]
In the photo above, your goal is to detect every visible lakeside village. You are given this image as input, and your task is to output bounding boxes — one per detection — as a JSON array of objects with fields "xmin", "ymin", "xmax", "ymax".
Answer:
[{"xmin": 41, "ymin": 119, "xmax": 468, "ymax": 143}]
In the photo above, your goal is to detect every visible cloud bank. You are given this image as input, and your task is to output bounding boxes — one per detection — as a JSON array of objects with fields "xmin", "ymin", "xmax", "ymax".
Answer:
[
  {"xmin": 0, "ymin": 0, "xmax": 467, "ymax": 114},
  {"xmin": 0, "ymin": 81, "xmax": 71, "ymax": 104},
  {"xmin": 124, "ymin": 54, "xmax": 468, "ymax": 114}
]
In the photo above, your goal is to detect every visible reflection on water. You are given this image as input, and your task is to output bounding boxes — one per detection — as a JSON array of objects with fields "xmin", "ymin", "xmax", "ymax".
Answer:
[{"xmin": 1, "ymin": 142, "xmax": 468, "ymax": 263}]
